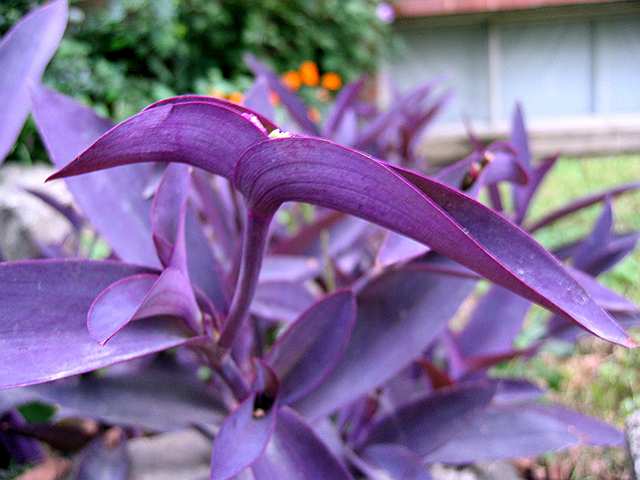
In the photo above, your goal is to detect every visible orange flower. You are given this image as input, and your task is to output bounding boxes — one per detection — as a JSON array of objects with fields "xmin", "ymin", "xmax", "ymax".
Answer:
[
  {"xmin": 308, "ymin": 107, "xmax": 321, "ymax": 123},
  {"xmin": 281, "ymin": 71, "xmax": 302, "ymax": 91},
  {"xmin": 227, "ymin": 91, "xmax": 244, "ymax": 104},
  {"xmin": 299, "ymin": 60, "xmax": 319, "ymax": 87},
  {"xmin": 321, "ymin": 72, "xmax": 342, "ymax": 91}
]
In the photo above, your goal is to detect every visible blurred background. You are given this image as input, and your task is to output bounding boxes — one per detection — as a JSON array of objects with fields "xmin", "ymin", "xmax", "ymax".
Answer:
[{"xmin": 0, "ymin": 1, "xmax": 639, "ymax": 478}]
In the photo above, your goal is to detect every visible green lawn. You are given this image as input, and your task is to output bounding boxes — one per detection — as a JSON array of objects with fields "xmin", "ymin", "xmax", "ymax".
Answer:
[
  {"xmin": 496, "ymin": 154, "xmax": 640, "ymax": 478},
  {"xmin": 528, "ymin": 154, "xmax": 640, "ymax": 304}
]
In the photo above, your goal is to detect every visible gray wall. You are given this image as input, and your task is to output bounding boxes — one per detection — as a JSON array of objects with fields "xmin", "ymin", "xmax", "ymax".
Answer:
[{"xmin": 390, "ymin": 4, "xmax": 640, "ymax": 130}]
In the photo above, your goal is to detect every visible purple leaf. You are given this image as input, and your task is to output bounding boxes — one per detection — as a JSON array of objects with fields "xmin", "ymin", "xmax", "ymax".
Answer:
[
  {"xmin": 570, "ymin": 197, "xmax": 639, "ymax": 276},
  {"xmin": 75, "ymin": 430, "xmax": 129, "ymax": 480},
  {"xmin": 237, "ymin": 138, "xmax": 634, "ymax": 347},
  {"xmin": 49, "ymin": 109, "xmax": 633, "ymax": 347},
  {"xmin": 0, "ymin": 260, "xmax": 199, "ymax": 389},
  {"xmin": 47, "ymin": 99, "xmax": 267, "ymax": 182},
  {"xmin": 191, "ymin": 171, "xmax": 238, "ymax": 262},
  {"xmin": 362, "ymin": 444, "xmax": 431, "ymax": 480},
  {"xmin": 424, "ymin": 403, "xmax": 623, "ymax": 464},
  {"xmin": 0, "ymin": 0, "xmax": 67, "ymax": 163},
  {"xmin": 509, "ymin": 103, "xmax": 531, "ymax": 168},
  {"xmin": 493, "ymin": 379, "xmax": 544, "ymax": 405},
  {"xmin": 323, "ymin": 76, "xmax": 366, "ymax": 138},
  {"xmin": 87, "ymin": 269, "xmax": 201, "ymax": 345},
  {"xmin": 31, "ymin": 85, "xmax": 159, "ymax": 267},
  {"xmin": 527, "ymin": 181, "xmax": 640, "ymax": 233},
  {"xmin": 376, "ymin": 232, "xmax": 430, "ymax": 268},
  {"xmin": 0, "ymin": 410, "xmax": 44, "ymax": 465},
  {"xmin": 259, "ymin": 255, "xmax": 321, "ymax": 283},
  {"xmin": 293, "ymin": 268, "xmax": 475, "ymax": 420},
  {"xmin": 457, "ymin": 286, "xmax": 531, "ymax": 358},
  {"xmin": 210, "ymin": 363, "xmax": 279, "ymax": 480},
  {"xmin": 244, "ymin": 77, "xmax": 275, "ymax": 122},
  {"xmin": 569, "ymin": 267, "xmax": 638, "ymax": 314},
  {"xmin": 26, "ymin": 358, "xmax": 226, "ymax": 431},
  {"xmin": 512, "ymin": 154, "xmax": 558, "ymax": 225},
  {"xmin": 152, "ymin": 163, "xmax": 228, "ymax": 312},
  {"xmin": 245, "ymin": 54, "xmax": 320, "ymax": 135},
  {"xmin": 361, "ymin": 382, "xmax": 496, "ymax": 456},
  {"xmin": 252, "ymin": 407, "xmax": 353, "ymax": 480},
  {"xmin": 267, "ymin": 291, "xmax": 356, "ymax": 405},
  {"xmin": 252, "ymin": 281, "xmax": 317, "ymax": 323},
  {"xmin": 354, "ymin": 82, "xmax": 434, "ymax": 149},
  {"xmin": 145, "ymin": 94, "xmax": 277, "ymax": 133}
]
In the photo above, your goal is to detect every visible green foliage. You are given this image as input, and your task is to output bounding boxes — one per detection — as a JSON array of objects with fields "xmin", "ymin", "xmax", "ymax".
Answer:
[{"xmin": 1, "ymin": 0, "xmax": 391, "ymax": 163}]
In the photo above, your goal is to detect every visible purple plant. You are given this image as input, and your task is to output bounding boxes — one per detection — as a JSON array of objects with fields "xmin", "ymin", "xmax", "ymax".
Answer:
[{"xmin": 1, "ymin": 2, "xmax": 639, "ymax": 478}]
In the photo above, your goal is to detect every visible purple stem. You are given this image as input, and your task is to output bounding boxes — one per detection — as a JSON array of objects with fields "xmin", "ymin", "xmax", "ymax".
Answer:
[
  {"xmin": 488, "ymin": 184, "xmax": 504, "ymax": 212},
  {"xmin": 218, "ymin": 210, "xmax": 272, "ymax": 352}
]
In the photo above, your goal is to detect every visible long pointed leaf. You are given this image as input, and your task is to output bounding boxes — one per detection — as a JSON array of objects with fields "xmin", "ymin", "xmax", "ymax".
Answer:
[
  {"xmin": 236, "ymin": 138, "xmax": 633, "ymax": 346},
  {"xmin": 31, "ymin": 85, "xmax": 159, "ymax": 267},
  {"xmin": 0, "ymin": 0, "xmax": 67, "ymax": 163},
  {"xmin": 424, "ymin": 403, "xmax": 623, "ymax": 464},
  {"xmin": 361, "ymin": 382, "xmax": 496, "ymax": 455},
  {"xmin": 252, "ymin": 407, "xmax": 353, "ymax": 480},
  {"xmin": 293, "ymin": 268, "xmax": 475, "ymax": 420},
  {"xmin": 267, "ymin": 291, "xmax": 356, "ymax": 404},
  {"xmin": 0, "ymin": 260, "xmax": 198, "ymax": 389}
]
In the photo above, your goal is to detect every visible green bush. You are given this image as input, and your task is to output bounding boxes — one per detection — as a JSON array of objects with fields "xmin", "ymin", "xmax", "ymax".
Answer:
[{"xmin": 1, "ymin": 0, "xmax": 391, "ymax": 163}]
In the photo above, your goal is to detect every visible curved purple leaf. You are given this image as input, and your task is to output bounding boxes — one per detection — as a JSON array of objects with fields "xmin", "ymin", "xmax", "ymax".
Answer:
[
  {"xmin": 361, "ymin": 382, "xmax": 496, "ymax": 456},
  {"xmin": 87, "ymin": 268, "xmax": 201, "ymax": 345},
  {"xmin": 31, "ymin": 85, "xmax": 160, "ymax": 267},
  {"xmin": 293, "ymin": 268, "xmax": 475, "ymax": 420},
  {"xmin": 145, "ymin": 94, "xmax": 277, "ymax": 133},
  {"xmin": 570, "ymin": 267, "xmax": 638, "ymax": 314},
  {"xmin": 267, "ymin": 291, "xmax": 356, "ymax": 405},
  {"xmin": 152, "ymin": 163, "xmax": 228, "ymax": 311},
  {"xmin": 0, "ymin": 0, "xmax": 67, "ymax": 163},
  {"xmin": 362, "ymin": 444, "xmax": 431, "ymax": 480},
  {"xmin": 424, "ymin": 403, "xmax": 623, "ymax": 464},
  {"xmin": 252, "ymin": 407, "xmax": 353, "ymax": 480},
  {"xmin": 47, "ymin": 100, "xmax": 267, "ymax": 182},
  {"xmin": 236, "ymin": 137, "xmax": 634, "ymax": 347},
  {"xmin": 210, "ymin": 363, "xmax": 279, "ymax": 480},
  {"xmin": 0, "ymin": 260, "xmax": 199, "ymax": 389}
]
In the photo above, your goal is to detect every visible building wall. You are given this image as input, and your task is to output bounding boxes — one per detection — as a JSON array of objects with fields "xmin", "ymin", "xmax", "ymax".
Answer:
[{"xmin": 387, "ymin": 3, "xmax": 640, "ymax": 160}]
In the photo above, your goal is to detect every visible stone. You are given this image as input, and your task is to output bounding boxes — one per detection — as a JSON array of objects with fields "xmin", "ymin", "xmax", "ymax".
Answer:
[
  {"xmin": 0, "ymin": 165, "xmax": 73, "ymax": 260},
  {"xmin": 127, "ymin": 429, "xmax": 211, "ymax": 480},
  {"xmin": 626, "ymin": 410, "xmax": 640, "ymax": 479}
]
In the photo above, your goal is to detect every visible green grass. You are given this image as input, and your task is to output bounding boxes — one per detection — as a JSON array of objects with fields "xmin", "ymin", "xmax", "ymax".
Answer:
[
  {"xmin": 499, "ymin": 154, "xmax": 640, "ymax": 423},
  {"xmin": 527, "ymin": 154, "xmax": 640, "ymax": 303},
  {"xmin": 495, "ymin": 155, "xmax": 639, "ymax": 476}
]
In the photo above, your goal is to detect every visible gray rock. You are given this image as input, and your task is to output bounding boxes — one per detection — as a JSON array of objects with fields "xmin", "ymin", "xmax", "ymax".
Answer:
[
  {"xmin": 626, "ymin": 410, "xmax": 640, "ymax": 479},
  {"xmin": 431, "ymin": 462, "xmax": 522, "ymax": 480},
  {"xmin": 127, "ymin": 429, "xmax": 211, "ymax": 480},
  {"xmin": 0, "ymin": 165, "xmax": 73, "ymax": 260}
]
